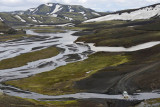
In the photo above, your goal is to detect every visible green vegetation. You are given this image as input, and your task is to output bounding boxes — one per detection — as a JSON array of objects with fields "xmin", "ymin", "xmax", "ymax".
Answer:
[
  {"xmin": 76, "ymin": 19, "xmax": 160, "ymax": 47},
  {"xmin": 0, "ymin": 13, "xmax": 69, "ymax": 26},
  {"xmin": 35, "ymin": 5, "xmax": 51, "ymax": 15},
  {"xmin": 0, "ymin": 34, "xmax": 32, "ymax": 42},
  {"xmin": 22, "ymin": 25, "xmax": 67, "ymax": 33},
  {"xmin": 26, "ymin": 26, "xmax": 59, "ymax": 29},
  {"xmin": 38, "ymin": 100, "xmax": 79, "ymax": 107},
  {"xmin": 135, "ymin": 20, "xmax": 160, "ymax": 31},
  {"xmin": 6, "ymin": 53, "xmax": 129, "ymax": 95},
  {"xmin": 0, "ymin": 21, "xmax": 10, "ymax": 32},
  {"xmin": 146, "ymin": 98, "xmax": 160, "ymax": 105},
  {"xmin": 0, "ymin": 46, "xmax": 59, "ymax": 69},
  {"xmin": 136, "ymin": 98, "xmax": 160, "ymax": 107},
  {"xmin": 33, "ymin": 29, "xmax": 66, "ymax": 33},
  {"xmin": 6, "ymin": 44, "xmax": 160, "ymax": 95},
  {"xmin": 0, "ymin": 93, "xmax": 45, "ymax": 107},
  {"xmin": 0, "ymin": 92, "xmax": 81, "ymax": 107}
]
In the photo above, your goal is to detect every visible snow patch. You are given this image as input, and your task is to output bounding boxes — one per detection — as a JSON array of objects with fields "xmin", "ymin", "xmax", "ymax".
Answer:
[
  {"xmin": 84, "ymin": 17, "xmax": 88, "ymax": 20},
  {"xmin": 33, "ymin": 8, "xmax": 38, "ymax": 14},
  {"xmin": 15, "ymin": 15, "xmax": 26, "ymax": 22},
  {"xmin": 69, "ymin": 6, "xmax": 74, "ymax": 12},
  {"xmin": 38, "ymin": 20, "xmax": 42, "ymax": 23},
  {"xmin": 28, "ymin": 8, "xmax": 35, "ymax": 12},
  {"xmin": 0, "ymin": 17, "xmax": 4, "ymax": 21},
  {"xmin": 79, "ymin": 12, "xmax": 86, "ymax": 16},
  {"xmin": 85, "ymin": 5, "xmax": 160, "ymax": 22},
  {"xmin": 51, "ymin": 5, "xmax": 62, "ymax": 14},
  {"xmin": 51, "ymin": 14, "xmax": 58, "ymax": 17},
  {"xmin": 28, "ymin": 17, "xmax": 37, "ymax": 22},
  {"xmin": 92, "ymin": 12, "xmax": 100, "ymax": 16},
  {"xmin": 64, "ymin": 16, "xmax": 73, "ymax": 21},
  {"xmin": 32, "ymin": 17, "xmax": 37, "ymax": 22},
  {"xmin": 55, "ymin": 23, "xmax": 75, "ymax": 27}
]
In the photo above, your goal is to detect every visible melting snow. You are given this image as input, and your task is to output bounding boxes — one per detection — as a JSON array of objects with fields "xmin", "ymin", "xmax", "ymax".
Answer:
[
  {"xmin": 28, "ymin": 8, "xmax": 35, "ymax": 12},
  {"xmin": 32, "ymin": 17, "xmax": 37, "ymax": 22},
  {"xmin": 33, "ymin": 8, "xmax": 38, "ymax": 14},
  {"xmin": 65, "ymin": 16, "xmax": 73, "ymax": 21},
  {"xmin": 15, "ymin": 15, "xmax": 26, "ymax": 22},
  {"xmin": 28, "ymin": 17, "xmax": 37, "ymax": 22},
  {"xmin": 92, "ymin": 12, "xmax": 100, "ymax": 16},
  {"xmin": 85, "ymin": 5, "xmax": 160, "ymax": 22},
  {"xmin": 84, "ymin": 17, "xmax": 88, "ymax": 20},
  {"xmin": 79, "ymin": 12, "xmax": 86, "ymax": 16},
  {"xmin": 0, "ymin": 17, "xmax": 4, "ymax": 21},
  {"xmin": 51, "ymin": 5, "xmax": 62, "ymax": 14},
  {"xmin": 51, "ymin": 14, "xmax": 58, "ymax": 17},
  {"xmin": 69, "ymin": 6, "xmax": 74, "ymax": 12}
]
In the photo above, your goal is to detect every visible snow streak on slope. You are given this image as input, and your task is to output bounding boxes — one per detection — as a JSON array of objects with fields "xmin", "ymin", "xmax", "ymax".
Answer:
[
  {"xmin": 85, "ymin": 4, "xmax": 160, "ymax": 22},
  {"xmin": 51, "ymin": 5, "xmax": 62, "ymax": 14},
  {"xmin": 0, "ymin": 17, "xmax": 4, "ymax": 21},
  {"xmin": 15, "ymin": 15, "xmax": 26, "ymax": 22}
]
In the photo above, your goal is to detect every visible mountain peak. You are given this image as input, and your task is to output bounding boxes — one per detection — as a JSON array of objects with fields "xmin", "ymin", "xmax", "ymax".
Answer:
[{"xmin": 45, "ymin": 2, "xmax": 60, "ymax": 7}]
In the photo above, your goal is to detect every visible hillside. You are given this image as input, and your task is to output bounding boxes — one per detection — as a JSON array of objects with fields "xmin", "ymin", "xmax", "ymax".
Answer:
[
  {"xmin": 1, "ymin": 3, "xmax": 105, "ymax": 26},
  {"xmin": 85, "ymin": 3, "xmax": 160, "ymax": 22},
  {"xmin": 0, "ymin": 13, "xmax": 69, "ymax": 26},
  {"xmin": 24, "ymin": 3, "xmax": 101, "ymax": 18},
  {"xmin": 0, "ymin": 21, "xmax": 10, "ymax": 33}
]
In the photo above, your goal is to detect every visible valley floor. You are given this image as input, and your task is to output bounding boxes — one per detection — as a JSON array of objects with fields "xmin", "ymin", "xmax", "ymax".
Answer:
[{"xmin": 1, "ymin": 19, "xmax": 160, "ymax": 107}]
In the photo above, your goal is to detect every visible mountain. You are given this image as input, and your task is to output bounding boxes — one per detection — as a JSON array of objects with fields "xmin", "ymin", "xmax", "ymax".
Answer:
[
  {"xmin": 23, "ymin": 3, "xmax": 103, "ymax": 22},
  {"xmin": 24, "ymin": 3, "xmax": 101, "ymax": 17},
  {"xmin": 85, "ymin": 3, "xmax": 160, "ymax": 22},
  {"xmin": 0, "ymin": 3, "xmax": 103, "ymax": 26}
]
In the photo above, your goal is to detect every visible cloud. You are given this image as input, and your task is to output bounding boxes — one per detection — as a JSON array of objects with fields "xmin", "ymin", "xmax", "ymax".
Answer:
[{"xmin": 0, "ymin": 0, "xmax": 159, "ymax": 12}]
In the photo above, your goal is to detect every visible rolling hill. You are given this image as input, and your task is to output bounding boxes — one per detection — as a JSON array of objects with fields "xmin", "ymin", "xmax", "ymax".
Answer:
[{"xmin": 85, "ymin": 3, "xmax": 160, "ymax": 22}]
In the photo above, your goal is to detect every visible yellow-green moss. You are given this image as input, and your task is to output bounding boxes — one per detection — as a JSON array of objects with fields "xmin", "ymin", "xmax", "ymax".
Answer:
[
  {"xmin": 6, "ymin": 53, "xmax": 129, "ymax": 95},
  {"xmin": 0, "ymin": 46, "xmax": 60, "ymax": 69},
  {"xmin": 0, "ymin": 34, "xmax": 33, "ymax": 42},
  {"xmin": 33, "ymin": 29, "xmax": 66, "ymax": 33}
]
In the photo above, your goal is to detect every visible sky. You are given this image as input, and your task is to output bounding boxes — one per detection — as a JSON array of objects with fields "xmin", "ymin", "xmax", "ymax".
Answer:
[{"xmin": 0, "ymin": 0, "xmax": 160, "ymax": 12}]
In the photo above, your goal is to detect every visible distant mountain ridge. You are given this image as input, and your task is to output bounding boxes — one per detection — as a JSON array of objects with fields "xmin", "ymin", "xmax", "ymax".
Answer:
[
  {"xmin": 24, "ymin": 3, "xmax": 98, "ymax": 16},
  {"xmin": 0, "ymin": 3, "xmax": 106, "ymax": 26},
  {"xmin": 85, "ymin": 3, "xmax": 160, "ymax": 22}
]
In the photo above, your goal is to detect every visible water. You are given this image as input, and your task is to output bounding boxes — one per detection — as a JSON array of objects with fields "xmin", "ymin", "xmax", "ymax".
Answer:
[
  {"xmin": 0, "ymin": 30, "xmax": 159, "ymax": 101},
  {"xmin": 77, "ymin": 42, "xmax": 160, "ymax": 52}
]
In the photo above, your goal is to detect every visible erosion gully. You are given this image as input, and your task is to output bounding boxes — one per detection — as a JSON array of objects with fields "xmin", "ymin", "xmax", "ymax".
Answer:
[{"xmin": 0, "ymin": 29, "xmax": 159, "ymax": 101}]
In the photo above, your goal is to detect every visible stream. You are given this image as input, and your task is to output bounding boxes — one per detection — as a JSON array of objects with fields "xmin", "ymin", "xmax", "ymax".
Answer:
[{"xmin": 0, "ymin": 29, "xmax": 160, "ymax": 101}]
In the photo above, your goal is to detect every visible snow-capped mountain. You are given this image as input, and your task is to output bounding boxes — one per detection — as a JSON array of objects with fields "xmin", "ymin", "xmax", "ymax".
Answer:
[
  {"xmin": 0, "ymin": 3, "xmax": 105, "ymax": 25},
  {"xmin": 85, "ymin": 3, "xmax": 160, "ymax": 22},
  {"xmin": 24, "ymin": 3, "xmax": 101, "ymax": 19}
]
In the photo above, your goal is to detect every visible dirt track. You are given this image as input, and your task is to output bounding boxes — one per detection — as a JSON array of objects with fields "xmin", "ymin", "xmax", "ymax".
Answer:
[{"xmin": 115, "ymin": 61, "xmax": 160, "ymax": 93}]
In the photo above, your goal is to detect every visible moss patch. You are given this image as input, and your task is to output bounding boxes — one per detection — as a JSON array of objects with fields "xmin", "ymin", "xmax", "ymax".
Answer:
[
  {"xmin": 0, "ymin": 93, "xmax": 45, "ymax": 107},
  {"xmin": 0, "ymin": 93, "xmax": 80, "ymax": 107},
  {"xmin": 0, "ymin": 34, "xmax": 32, "ymax": 42},
  {"xmin": 33, "ymin": 29, "xmax": 66, "ymax": 33},
  {"xmin": 0, "ymin": 46, "xmax": 60, "ymax": 70},
  {"xmin": 6, "ymin": 53, "xmax": 129, "ymax": 95},
  {"xmin": 76, "ymin": 19, "xmax": 160, "ymax": 47}
]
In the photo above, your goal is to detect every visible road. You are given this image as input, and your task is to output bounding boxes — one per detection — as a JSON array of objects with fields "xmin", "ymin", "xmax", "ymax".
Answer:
[{"xmin": 116, "ymin": 61, "xmax": 160, "ymax": 93}]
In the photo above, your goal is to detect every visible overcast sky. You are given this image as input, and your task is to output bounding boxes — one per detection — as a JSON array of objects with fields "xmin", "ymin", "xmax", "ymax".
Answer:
[{"xmin": 0, "ymin": 0, "xmax": 160, "ymax": 12}]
